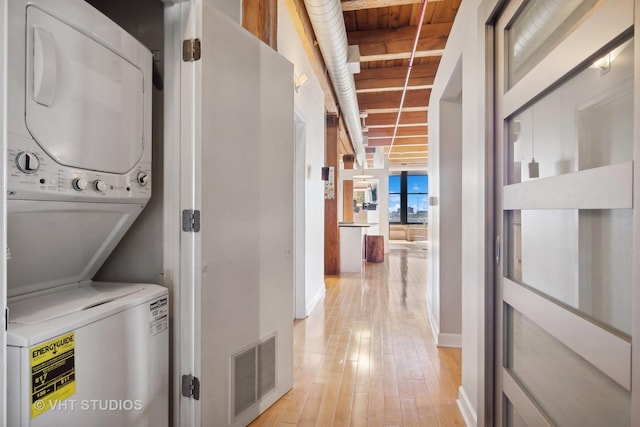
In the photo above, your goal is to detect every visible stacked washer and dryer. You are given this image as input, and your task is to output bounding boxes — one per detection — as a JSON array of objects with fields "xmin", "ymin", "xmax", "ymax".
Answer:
[{"xmin": 5, "ymin": 1, "xmax": 168, "ymax": 426}]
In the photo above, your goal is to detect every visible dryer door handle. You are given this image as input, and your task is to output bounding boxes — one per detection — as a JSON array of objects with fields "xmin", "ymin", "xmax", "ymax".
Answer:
[{"xmin": 33, "ymin": 27, "xmax": 57, "ymax": 107}]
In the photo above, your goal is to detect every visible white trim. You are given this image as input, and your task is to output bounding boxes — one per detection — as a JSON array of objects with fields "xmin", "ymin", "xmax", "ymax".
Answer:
[
  {"xmin": 437, "ymin": 333, "xmax": 461, "ymax": 348},
  {"xmin": 457, "ymin": 386, "xmax": 477, "ymax": 427},
  {"xmin": 633, "ymin": 0, "xmax": 640, "ymax": 422},
  {"xmin": 503, "ymin": 161, "xmax": 633, "ymax": 210},
  {"xmin": 427, "ymin": 301, "xmax": 462, "ymax": 348},
  {"xmin": 305, "ymin": 283, "xmax": 325, "ymax": 317},
  {"xmin": 503, "ymin": 368, "xmax": 553, "ymax": 427},
  {"xmin": 293, "ymin": 109, "xmax": 307, "ymax": 320},
  {"xmin": 504, "ymin": 278, "xmax": 631, "ymax": 390},
  {"xmin": 427, "ymin": 297, "xmax": 440, "ymax": 342}
]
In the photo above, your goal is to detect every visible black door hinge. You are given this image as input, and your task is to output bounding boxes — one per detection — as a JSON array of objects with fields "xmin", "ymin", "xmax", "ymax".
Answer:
[
  {"xmin": 182, "ymin": 374, "xmax": 200, "ymax": 400},
  {"xmin": 182, "ymin": 209, "xmax": 201, "ymax": 232},
  {"xmin": 183, "ymin": 38, "xmax": 201, "ymax": 62}
]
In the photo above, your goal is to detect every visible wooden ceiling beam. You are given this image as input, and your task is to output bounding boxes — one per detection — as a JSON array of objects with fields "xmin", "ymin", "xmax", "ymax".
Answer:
[
  {"xmin": 359, "ymin": 49, "xmax": 444, "ymax": 62},
  {"xmin": 367, "ymin": 137, "xmax": 427, "ymax": 146},
  {"xmin": 358, "ymin": 89, "xmax": 431, "ymax": 110},
  {"xmin": 389, "ymin": 158, "xmax": 428, "ymax": 164},
  {"xmin": 366, "ymin": 111, "xmax": 427, "ymax": 126},
  {"xmin": 366, "ymin": 126, "xmax": 427, "ymax": 138},
  {"xmin": 385, "ymin": 145, "xmax": 428, "ymax": 154},
  {"xmin": 366, "ymin": 106, "xmax": 428, "ymax": 114},
  {"xmin": 338, "ymin": 116, "xmax": 355, "ymax": 155},
  {"xmin": 389, "ymin": 154, "xmax": 428, "ymax": 159},
  {"xmin": 347, "ymin": 23, "xmax": 451, "ymax": 61},
  {"xmin": 340, "ymin": 0, "xmax": 444, "ymax": 11},
  {"xmin": 355, "ymin": 63, "xmax": 437, "ymax": 92}
]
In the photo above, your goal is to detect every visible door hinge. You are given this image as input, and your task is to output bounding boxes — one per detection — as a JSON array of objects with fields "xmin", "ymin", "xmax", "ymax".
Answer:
[
  {"xmin": 182, "ymin": 209, "xmax": 201, "ymax": 232},
  {"xmin": 4, "ymin": 307, "xmax": 8, "ymax": 331},
  {"xmin": 181, "ymin": 374, "xmax": 200, "ymax": 400},
  {"xmin": 183, "ymin": 38, "xmax": 201, "ymax": 62}
]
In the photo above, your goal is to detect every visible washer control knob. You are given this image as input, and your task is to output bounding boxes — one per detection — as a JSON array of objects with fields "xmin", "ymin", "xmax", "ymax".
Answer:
[
  {"xmin": 94, "ymin": 180, "xmax": 107, "ymax": 193},
  {"xmin": 137, "ymin": 172, "xmax": 150, "ymax": 186},
  {"xmin": 15, "ymin": 151, "xmax": 40, "ymax": 173},
  {"xmin": 72, "ymin": 178, "xmax": 88, "ymax": 191}
]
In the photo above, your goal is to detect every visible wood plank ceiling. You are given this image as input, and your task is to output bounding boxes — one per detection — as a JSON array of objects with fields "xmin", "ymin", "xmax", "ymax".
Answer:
[{"xmin": 341, "ymin": 0, "xmax": 460, "ymax": 168}]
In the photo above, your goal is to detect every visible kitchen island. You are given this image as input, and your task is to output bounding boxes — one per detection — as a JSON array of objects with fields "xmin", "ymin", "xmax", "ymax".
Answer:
[{"xmin": 339, "ymin": 223, "xmax": 369, "ymax": 273}]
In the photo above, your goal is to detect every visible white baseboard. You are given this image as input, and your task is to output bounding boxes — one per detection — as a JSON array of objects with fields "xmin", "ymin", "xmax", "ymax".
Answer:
[
  {"xmin": 305, "ymin": 283, "xmax": 325, "ymax": 316},
  {"xmin": 437, "ymin": 332, "xmax": 462, "ymax": 348},
  {"xmin": 457, "ymin": 385, "xmax": 477, "ymax": 427},
  {"xmin": 426, "ymin": 295, "xmax": 461, "ymax": 348},
  {"xmin": 427, "ymin": 297, "xmax": 440, "ymax": 342}
]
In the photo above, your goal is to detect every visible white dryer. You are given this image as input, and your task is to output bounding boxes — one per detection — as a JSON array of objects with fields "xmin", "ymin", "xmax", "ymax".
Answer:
[{"xmin": 5, "ymin": 0, "xmax": 166, "ymax": 425}]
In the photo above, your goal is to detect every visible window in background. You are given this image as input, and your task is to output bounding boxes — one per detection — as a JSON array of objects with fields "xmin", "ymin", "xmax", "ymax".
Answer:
[
  {"xmin": 407, "ymin": 175, "xmax": 428, "ymax": 223},
  {"xmin": 388, "ymin": 173, "xmax": 428, "ymax": 224},
  {"xmin": 389, "ymin": 175, "xmax": 401, "ymax": 223}
]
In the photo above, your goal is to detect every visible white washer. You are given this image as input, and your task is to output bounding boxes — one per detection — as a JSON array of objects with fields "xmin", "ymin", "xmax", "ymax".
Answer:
[
  {"xmin": 5, "ymin": 0, "xmax": 165, "ymax": 425},
  {"xmin": 7, "ymin": 283, "xmax": 169, "ymax": 427}
]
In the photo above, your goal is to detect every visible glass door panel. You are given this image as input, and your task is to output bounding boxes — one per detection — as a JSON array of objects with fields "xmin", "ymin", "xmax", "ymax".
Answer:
[
  {"xmin": 506, "ymin": 208, "xmax": 632, "ymax": 335},
  {"xmin": 507, "ymin": 307, "xmax": 630, "ymax": 426},
  {"xmin": 506, "ymin": 0, "xmax": 600, "ymax": 88},
  {"xmin": 507, "ymin": 40, "xmax": 634, "ymax": 185}
]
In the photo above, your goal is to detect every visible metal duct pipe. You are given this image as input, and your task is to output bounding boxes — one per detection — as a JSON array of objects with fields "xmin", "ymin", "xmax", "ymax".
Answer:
[{"xmin": 304, "ymin": 0, "xmax": 366, "ymax": 166}]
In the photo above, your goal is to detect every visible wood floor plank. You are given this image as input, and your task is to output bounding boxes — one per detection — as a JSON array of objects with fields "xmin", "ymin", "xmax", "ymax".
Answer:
[
  {"xmin": 248, "ymin": 244, "xmax": 463, "ymax": 427},
  {"xmin": 368, "ymin": 375, "xmax": 386, "ymax": 427},
  {"xmin": 400, "ymin": 398, "xmax": 421, "ymax": 427},
  {"xmin": 314, "ymin": 373, "xmax": 342, "ymax": 427},
  {"xmin": 350, "ymin": 392, "xmax": 369, "ymax": 427}
]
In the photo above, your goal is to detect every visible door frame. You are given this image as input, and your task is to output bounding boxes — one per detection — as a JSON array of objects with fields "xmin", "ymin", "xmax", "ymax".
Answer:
[
  {"xmin": 0, "ymin": 0, "xmax": 7, "ymax": 424},
  {"xmin": 293, "ymin": 109, "xmax": 306, "ymax": 319},
  {"xmin": 163, "ymin": 0, "xmax": 199, "ymax": 426}
]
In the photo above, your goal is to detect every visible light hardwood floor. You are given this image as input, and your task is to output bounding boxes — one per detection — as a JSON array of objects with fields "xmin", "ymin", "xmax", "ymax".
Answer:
[{"xmin": 249, "ymin": 244, "xmax": 464, "ymax": 426}]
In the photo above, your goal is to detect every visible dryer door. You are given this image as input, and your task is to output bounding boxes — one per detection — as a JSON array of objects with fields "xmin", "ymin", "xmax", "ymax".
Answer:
[{"xmin": 25, "ymin": 6, "xmax": 145, "ymax": 174}]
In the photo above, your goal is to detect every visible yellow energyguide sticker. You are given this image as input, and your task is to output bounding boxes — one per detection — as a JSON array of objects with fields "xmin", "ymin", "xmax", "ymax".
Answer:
[{"xmin": 30, "ymin": 332, "xmax": 76, "ymax": 418}]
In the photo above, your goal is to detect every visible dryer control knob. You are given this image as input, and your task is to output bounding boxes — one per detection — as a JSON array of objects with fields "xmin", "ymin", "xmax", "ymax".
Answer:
[
  {"xmin": 137, "ymin": 172, "xmax": 150, "ymax": 186},
  {"xmin": 94, "ymin": 180, "xmax": 107, "ymax": 193},
  {"xmin": 15, "ymin": 151, "xmax": 40, "ymax": 173},
  {"xmin": 72, "ymin": 178, "xmax": 88, "ymax": 191}
]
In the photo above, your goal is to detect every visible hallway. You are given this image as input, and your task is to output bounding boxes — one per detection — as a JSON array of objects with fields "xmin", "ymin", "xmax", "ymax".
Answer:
[{"xmin": 250, "ymin": 244, "xmax": 464, "ymax": 426}]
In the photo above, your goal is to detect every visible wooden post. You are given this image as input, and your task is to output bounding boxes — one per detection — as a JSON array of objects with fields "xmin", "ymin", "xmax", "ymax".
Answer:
[
  {"xmin": 325, "ymin": 115, "xmax": 340, "ymax": 274},
  {"xmin": 343, "ymin": 154, "xmax": 355, "ymax": 223},
  {"xmin": 242, "ymin": 0, "xmax": 278, "ymax": 49}
]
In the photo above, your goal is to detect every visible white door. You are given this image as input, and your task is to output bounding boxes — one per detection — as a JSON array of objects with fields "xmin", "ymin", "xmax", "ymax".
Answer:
[
  {"xmin": 173, "ymin": 2, "xmax": 294, "ymax": 426},
  {"xmin": 494, "ymin": 0, "xmax": 637, "ymax": 425}
]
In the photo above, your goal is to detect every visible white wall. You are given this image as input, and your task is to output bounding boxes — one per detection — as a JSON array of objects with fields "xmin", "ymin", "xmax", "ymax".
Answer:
[
  {"xmin": 205, "ymin": 0, "xmax": 241, "ymax": 23},
  {"xmin": 278, "ymin": 0, "xmax": 326, "ymax": 317},
  {"xmin": 90, "ymin": 0, "xmax": 166, "ymax": 288},
  {"xmin": 428, "ymin": 0, "xmax": 496, "ymax": 425},
  {"xmin": 432, "ymin": 86, "xmax": 462, "ymax": 347}
]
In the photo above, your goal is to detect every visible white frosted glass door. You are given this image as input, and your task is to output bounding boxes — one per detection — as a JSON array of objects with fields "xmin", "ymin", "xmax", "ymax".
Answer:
[{"xmin": 494, "ymin": 0, "xmax": 635, "ymax": 425}]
